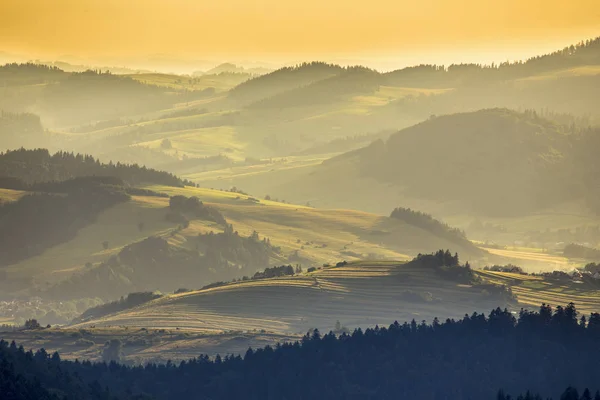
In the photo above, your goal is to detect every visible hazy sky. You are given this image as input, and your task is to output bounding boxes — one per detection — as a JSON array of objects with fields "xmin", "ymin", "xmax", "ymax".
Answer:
[{"xmin": 1, "ymin": 0, "xmax": 599, "ymax": 71}]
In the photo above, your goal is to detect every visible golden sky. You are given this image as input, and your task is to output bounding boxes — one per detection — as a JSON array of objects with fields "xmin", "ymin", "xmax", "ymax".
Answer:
[{"xmin": 1, "ymin": 0, "xmax": 599, "ymax": 67}]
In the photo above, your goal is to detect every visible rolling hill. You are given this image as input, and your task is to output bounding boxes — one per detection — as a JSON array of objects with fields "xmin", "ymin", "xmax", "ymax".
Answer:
[
  {"xmin": 69, "ymin": 257, "xmax": 512, "ymax": 335},
  {"xmin": 0, "ymin": 150, "xmax": 488, "ymax": 320},
  {"xmin": 227, "ymin": 62, "xmax": 344, "ymax": 105},
  {"xmin": 0, "ymin": 182, "xmax": 485, "ymax": 302},
  {"xmin": 68, "ymin": 253, "xmax": 600, "ymax": 338},
  {"xmin": 226, "ymin": 109, "xmax": 596, "ymax": 217},
  {"xmin": 15, "ymin": 36, "xmax": 595, "ymax": 178}
]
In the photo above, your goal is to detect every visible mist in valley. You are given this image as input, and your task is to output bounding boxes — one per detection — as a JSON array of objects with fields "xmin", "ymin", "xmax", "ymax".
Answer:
[{"xmin": 0, "ymin": 1, "xmax": 600, "ymax": 399}]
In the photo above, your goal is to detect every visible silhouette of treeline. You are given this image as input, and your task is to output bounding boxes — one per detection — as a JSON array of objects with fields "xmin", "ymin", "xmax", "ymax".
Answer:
[
  {"xmin": 386, "ymin": 38, "xmax": 600, "ymax": 87},
  {"xmin": 0, "ymin": 178, "xmax": 130, "ymax": 267},
  {"xmin": 248, "ymin": 66, "xmax": 380, "ymax": 109},
  {"xmin": 228, "ymin": 62, "xmax": 344, "ymax": 104},
  {"xmin": 75, "ymin": 292, "xmax": 162, "ymax": 323},
  {"xmin": 409, "ymin": 250, "xmax": 514, "ymax": 299},
  {"xmin": 500, "ymin": 387, "xmax": 600, "ymax": 400},
  {"xmin": 327, "ymin": 109, "xmax": 600, "ymax": 216},
  {"xmin": 390, "ymin": 207, "xmax": 469, "ymax": 247},
  {"xmin": 410, "ymin": 250, "xmax": 474, "ymax": 283},
  {"xmin": 197, "ymin": 225, "xmax": 280, "ymax": 271},
  {"xmin": 186, "ymin": 264, "xmax": 298, "ymax": 292},
  {"xmin": 0, "ymin": 148, "xmax": 190, "ymax": 187},
  {"xmin": 252, "ymin": 264, "xmax": 295, "ymax": 279},
  {"xmin": 563, "ymin": 244, "xmax": 600, "ymax": 260},
  {"xmin": 229, "ymin": 37, "xmax": 600, "ymax": 107},
  {"xmin": 168, "ymin": 195, "xmax": 226, "ymax": 225},
  {"xmin": 4, "ymin": 303, "xmax": 600, "ymax": 399},
  {"xmin": 0, "ymin": 62, "xmax": 64, "ymax": 86},
  {"xmin": 46, "ymin": 228, "xmax": 279, "ymax": 300}
]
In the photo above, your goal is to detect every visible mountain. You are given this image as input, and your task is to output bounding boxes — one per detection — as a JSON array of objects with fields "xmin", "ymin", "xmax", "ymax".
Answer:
[
  {"xmin": 256, "ymin": 109, "xmax": 594, "ymax": 218},
  {"xmin": 195, "ymin": 63, "xmax": 273, "ymax": 76},
  {"xmin": 0, "ymin": 148, "xmax": 188, "ymax": 187},
  {"xmin": 228, "ymin": 62, "xmax": 344, "ymax": 105},
  {"xmin": 247, "ymin": 66, "xmax": 382, "ymax": 109},
  {"xmin": 330, "ymin": 108, "xmax": 573, "ymax": 215}
]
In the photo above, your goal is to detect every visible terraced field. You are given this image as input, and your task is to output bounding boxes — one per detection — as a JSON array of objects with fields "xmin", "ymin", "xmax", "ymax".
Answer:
[
  {"xmin": 70, "ymin": 261, "xmax": 512, "ymax": 335},
  {"xmin": 7, "ymin": 260, "xmax": 600, "ymax": 363},
  {"xmin": 478, "ymin": 270, "xmax": 600, "ymax": 316},
  {"xmin": 68, "ymin": 260, "xmax": 600, "ymax": 337}
]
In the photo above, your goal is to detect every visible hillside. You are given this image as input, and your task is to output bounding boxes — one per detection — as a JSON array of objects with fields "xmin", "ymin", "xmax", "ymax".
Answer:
[
  {"xmin": 4, "ymin": 302, "xmax": 600, "ymax": 400},
  {"xmin": 251, "ymin": 109, "xmax": 583, "ymax": 217},
  {"xmin": 228, "ymin": 62, "xmax": 344, "ymax": 105},
  {"xmin": 338, "ymin": 109, "xmax": 573, "ymax": 214},
  {"xmin": 0, "ymin": 161, "xmax": 491, "ymax": 323},
  {"xmin": 70, "ymin": 257, "xmax": 512, "ymax": 334},
  {"xmin": 0, "ymin": 148, "xmax": 189, "ymax": 187},
  {"xmin": 0, "ymin": 183, "xmax": 484, "ymax": 301},
  {"xmin": 69, "ymin": 251, "xmax": 600, "ymax": 337},
  {"xmin": 9, "ymin": 37, "xmax": 594, "ymax": 177}
]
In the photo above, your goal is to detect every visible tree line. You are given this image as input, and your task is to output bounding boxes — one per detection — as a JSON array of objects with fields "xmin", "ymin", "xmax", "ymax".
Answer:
[
  {"xmin": 4, "ymin": 303, "xmax": 600, "ymax": 399},
  {"xmin": 0, "ymin": 148, "xmax": 191, "ymax": 187}
]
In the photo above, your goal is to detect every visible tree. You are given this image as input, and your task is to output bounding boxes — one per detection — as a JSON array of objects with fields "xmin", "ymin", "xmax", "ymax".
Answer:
[
  {"xmin": 335, "ymin": 320, "xmax": 342, "ymax": 332},
  {"xmin": 161, "ymin": 138, "xmax": 173, "ymax": 150},
  {"xmin": 560, "ymin": 387, "xmax": 579, "ymax": 400},
  {"xmin": 102, "ymin": 339, "xmax": 122, "ymax": 363},
  {"xmin": 24, "ymin": 319, "xmax": 41, "ymax": 329}
]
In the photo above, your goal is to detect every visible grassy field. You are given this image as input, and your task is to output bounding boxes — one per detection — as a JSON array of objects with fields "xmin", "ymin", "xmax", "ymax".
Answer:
[
  {"xmin": 0, "ymin": 188, "xmax": 28, "ymax": 203},
  {"xmin": 2, "ymin": 184, "xmax": 487, "ymax": 299}
]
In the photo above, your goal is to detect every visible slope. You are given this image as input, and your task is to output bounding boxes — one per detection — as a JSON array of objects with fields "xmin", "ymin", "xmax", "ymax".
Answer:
[
  {"xmin": 227, "ymin": 62, "xmax": 344, "ymax": 105},
  {"xmin": 70, "ymin": 259, "xmax": 511, "ymax": 335},
  {"xmin": 257, "ymin": 109, "xmax": 575, "ymax": 217},
  {"xmin": 0, "ymin": 181, "xmax": 485, "ymax": 305}
]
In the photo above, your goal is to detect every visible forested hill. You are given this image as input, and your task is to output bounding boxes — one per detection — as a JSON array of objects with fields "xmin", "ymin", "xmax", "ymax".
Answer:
[
  {"xmin": 0, "ymin": 148, "xmax": 190, "ymax": 187},
  {"xmin": 0, "ymin": 112, "xmax": 45, "ymax": 150},
  {"xmin": 322, "ymin": 108, "xmax": 599, "ymax": 216},
  {"xmin": 228, "ymin": 37, "xmax": 600, "ymax": 100},
  {"xmin": 0, "ymin": 66, "xmax": 178, "ymax": 127},
  {"xmin": 389, "ymin": 207, "xmax": 477, "ymax": 252},
  {"xmin": 385, "ymin": 37, "xmax": 600, "ymax": 87},
  {"xmin": 227, "ymin": 62, "xmax": 344, "ymax": 104},
  {"xmin": 2, "ymin": 303, "xmax": 600, "ymax": 399}
]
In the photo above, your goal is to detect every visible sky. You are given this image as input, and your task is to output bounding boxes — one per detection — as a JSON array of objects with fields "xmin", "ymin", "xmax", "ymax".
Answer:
[{"xmin": 1, "ymin": 0, "xmax": 599, "ymax": 72}]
